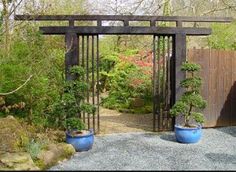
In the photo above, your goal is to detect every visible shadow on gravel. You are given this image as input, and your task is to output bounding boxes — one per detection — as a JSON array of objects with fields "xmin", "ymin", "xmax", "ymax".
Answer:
[
  {"xmin": 205, "ymin": 153, "xmax": 236, "ymax": 165},
  {"xmin": 140, "ymin": 133, "xmax": 159, "ymax": 138},
  {"xmin": 215, "ymin": 127, "xmax": 236, "ymax": 137},
  {"xmin": 160, "ymin": 133, "xmax": 176, "ymax": 143}
]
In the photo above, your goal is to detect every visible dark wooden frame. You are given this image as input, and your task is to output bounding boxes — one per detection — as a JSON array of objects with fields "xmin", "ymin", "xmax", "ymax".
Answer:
[
  {"xmin": 15, "ymin": 15, "xmax": 232, "ymax": 23},
  {"xmin": 15, "ymin": 14, "xmax": 233, "ymax": 133}
]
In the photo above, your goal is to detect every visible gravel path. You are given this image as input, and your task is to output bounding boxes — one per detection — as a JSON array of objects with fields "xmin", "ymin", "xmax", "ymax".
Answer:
[{"xmin": 50, "ymin": 127, "xmax": 236, "ymax": 171}]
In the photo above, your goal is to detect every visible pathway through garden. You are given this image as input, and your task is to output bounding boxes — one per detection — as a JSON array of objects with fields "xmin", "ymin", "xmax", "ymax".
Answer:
[{"xmin": 99, "ymin": 107, "xmax": 153, "ymax": 135}]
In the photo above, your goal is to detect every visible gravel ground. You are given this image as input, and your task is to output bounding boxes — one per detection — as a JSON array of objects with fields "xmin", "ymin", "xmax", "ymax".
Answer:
[{"xmin": 50, "ymin": 127, "xmax": 236, "ymax": 171}]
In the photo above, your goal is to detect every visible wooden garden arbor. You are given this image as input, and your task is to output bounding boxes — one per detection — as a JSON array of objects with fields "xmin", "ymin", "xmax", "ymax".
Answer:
[{"xmin": 15, "ymin": 15, "xmax": 232, "ymax": 133}]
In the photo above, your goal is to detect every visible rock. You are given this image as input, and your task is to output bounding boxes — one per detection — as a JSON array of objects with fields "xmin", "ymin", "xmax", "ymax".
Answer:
[
  {"xmin": 0, "ymin": 116, "xmax": 29, "ymax": 153},
  {"xmin": 0, "ymin": 152, "xmax": 40, "ymax": 170},
  {"xmin": 46, "ymin": 129, "xmax": 66, "ymax": 143},
  {"xmin": 36, "ymin": 143, "xmax": 75, "ymax": 169}
]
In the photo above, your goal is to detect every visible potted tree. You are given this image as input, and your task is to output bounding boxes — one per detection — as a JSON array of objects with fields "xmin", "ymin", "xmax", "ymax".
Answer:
[
  {"xmin": 53, "ymin": 66, "xmax": 96, "ymax": 151},
  {"xmin": 64, "ymin": 117, "xmax": 94, "ymax": 152},
  {"xmin": 170, "ymin": 61, "xmax": 207, "ymax": 144}
]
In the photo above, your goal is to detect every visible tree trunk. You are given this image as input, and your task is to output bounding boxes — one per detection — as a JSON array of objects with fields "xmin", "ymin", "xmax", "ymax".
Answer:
[{"xmin": 2, "ymin": 0, "xmax": 10, "ymax": 55}]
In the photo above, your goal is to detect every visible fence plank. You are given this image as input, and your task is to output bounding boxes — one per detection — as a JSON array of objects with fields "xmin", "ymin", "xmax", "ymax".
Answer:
[
  {"xmin": 231, "ymin": 51, "xmax": 236, "ymax": 125},
  {"xmin": 217, "ymin": 50, "xmax": 225, "ymax": 126},
  {"xmin": 208, "ymin": 49, "xmax": 217, "ymax": 127}
]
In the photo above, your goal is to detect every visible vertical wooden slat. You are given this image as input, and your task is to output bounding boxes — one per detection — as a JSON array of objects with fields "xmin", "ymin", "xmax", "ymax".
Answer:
[
  {"xmin": 92, "ymin": 35, "xmax": 95, "ymax": 132},
  {"xmin": 82, "ymin": 35, "xmax": 86, "ymax": 123},
  {"xmin": 161, "ymin": 36, "xmax": 167, "ymax": 127},
  {"xmin": 166, "ymin": 36, "xmax": 171, "ymax": 129},
  {"xmin": 65, "ymin": 32, "xmax": 79, "ymax": 80},
  {"xmin": 96, "ymin": 35, "xmax": 100, "ymax": 133},
  {"xmin": 217, "ymin": 50, "xmax": 225, "ymax": 126},
  {"xmin": 78, "ymin": 36, "xmax": 80, "ymax": 66},
  {"xmin": 200, "ymin": 48, "xmax": 210, "ymax": 127},
  {"xmin": 223, "ymin": 50, "xmax": 232, "ymax": 126},
  {"xmin": 174, "ymin": 33, "xmax": 186, "ymax": 125},
  {"xmin": 228, "ymin": 50, "xmax": 234, "ymax": 125},
  {"xmin": 153, "ymin": 35, "xmax": 157, "ymax": 132},
  {"xmin": 231, "ymin": 51, "xmax": 236, "ymax": 126},
  {"xmin": 211, "ymin": 49, "xmax": 218, "ymax": 127},
  {"xmin": 166, "ymin": 37, "xmax": 170, "ymax": 110},
  {"xmin": 201, "ymin": 48, "xmax": 210, "ymax": 127},
  {"xmin": 169, "ymin": 36, "xmax": 174, "ymax": 130},
  {"xmin": 206, "ymin": 48, "xmax": 213, "ymax": 127},
  {"xmin": 157, "ymin": 36, "xmax": 161, "ymax": 130},
  {"xmin": 206, "ymin": 50, "xmax": 218, "ymax": 127},
  {"xmin": 86, "ymin": 35, "xmax": 90, "ymax": 129},
  {"xmin": 221, "ymin": 50, "xmax": 228, "ymax": 126}
]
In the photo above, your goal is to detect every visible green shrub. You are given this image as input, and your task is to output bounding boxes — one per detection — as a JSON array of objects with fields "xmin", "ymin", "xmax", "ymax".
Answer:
[
  {"xmin": 170, "ymin": 61, "xmax": 207, "ymax": 127},
  {"xmin": 48, "ymin": 66, "xmax": 96, "ymax": 130},
  {"xmin": 208, "ymin": 22, "xmax": 236, "ymax": 50},
  {"xmin": 26, "ymin": 139, "xmax": 44, "ymax": 160},
  {"xmin": 64, "ymin": 117, "xmax": 85, "ymax": 132},
  {"xmin": 0, "ymin": 27, "xmax": 64, "ymax": 126},
  {"xmin": 101, "ymin": 50, "xmax": 153, "ymax": 113}
]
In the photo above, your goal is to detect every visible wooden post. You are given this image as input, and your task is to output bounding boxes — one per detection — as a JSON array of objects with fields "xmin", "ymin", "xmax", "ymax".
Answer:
[
  {"xmin": 65, "ymin": 32, "xmax": 79, "ymax": 80},
  {"xmin": 172, "ymin": 33, "xmax": 187, "ymax": 127}
]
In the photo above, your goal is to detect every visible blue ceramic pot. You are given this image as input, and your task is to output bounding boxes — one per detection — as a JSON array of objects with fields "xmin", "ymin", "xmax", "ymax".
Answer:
[
  {"xmin": 66, "ymin": 129, "xmax": 94, "ymax": 152},
  {"xmin": 174, "ymin": 125, "xmax": 202, "ymax": 144}
]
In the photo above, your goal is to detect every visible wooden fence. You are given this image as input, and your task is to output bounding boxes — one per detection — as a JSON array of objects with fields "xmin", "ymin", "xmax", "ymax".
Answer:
[{"xmin": 188, "ymin": 48, "xmax": 236, "ymax": 127}]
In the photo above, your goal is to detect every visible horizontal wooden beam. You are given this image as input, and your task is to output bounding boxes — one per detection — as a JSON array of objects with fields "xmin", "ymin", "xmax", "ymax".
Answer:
[
  {"xmin": 15, "ymin": 15, "xmax": 233, "ymax": 23},
  {"xmin": 39, "ymin": 26, "xmax": 211, "ymax": 36}
]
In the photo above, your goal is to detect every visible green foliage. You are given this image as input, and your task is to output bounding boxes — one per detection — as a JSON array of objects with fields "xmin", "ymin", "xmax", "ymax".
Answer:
[
  {"xmin": 207, "ymin": 22, "xmax": 236, "ymax": 50},
  {"xmin": 123, "ymin": 49, "xmax": 139, "ymax": 56},
  {"xmin": 192, "ymin": 112, "xmax": 205, "ymax": 124},
  {"xmin": 0, "ymin": 26, "xmax": 64, "ymax": 125},
  {"xmin": 101, "ymin": 50, "xmax": 152, "ymax": 113},
  {"xmin": 0, "ymin": 0, "xmax": 92, "ymax": 130},
  {"xmin": 181, "ymin": 92, "xmax": 207, "ymax": 109},
  {"xmin": 180, "ymin": 77, "xmax": 202, "ymax": 91},
  {"xmin": 25, "ymin": 139, "xmax": 44, "ymax": 160},
  {"xmin": 170, "ymin": 101, "xmax": 188, "ymax": 117},
  {"xmin": 181, "ymin": 62, "xmax": 201, "ymax": 72},
  {"xmin": 80, "ymin": 103, "xmax": 96, "ymax": 114},
  {"xmin": 101, "ymin": 62, "xmax": 137, "ymax": 110},
  {"xmin": 170, "ymin": 61, "xmax": 207, "ymax": 127},
  {"xmin": 99, "ymin": 52, "xmax": 119, "ymax": 91},
  {"xmin": 64, "ymin": 117, "xmax": 85, "ymax": 132},
  {"xmin": 48, "ymin": 66, "xmax": 95, "ymax": 130}
]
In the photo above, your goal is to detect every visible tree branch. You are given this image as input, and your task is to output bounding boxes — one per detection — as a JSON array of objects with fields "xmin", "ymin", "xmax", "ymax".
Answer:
[{"xmin": 0, "ymin": 75, "xmax": 33, "ymax": 96}]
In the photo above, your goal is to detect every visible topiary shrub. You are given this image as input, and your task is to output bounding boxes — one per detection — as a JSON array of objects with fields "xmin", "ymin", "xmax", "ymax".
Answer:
[
  {"xmin": 48, "ymin": 66, "xmax": 96, "ymax": 131},
  {"xmin": 170, "ymin": 61, "xmax": 207, "ymax": 127}
]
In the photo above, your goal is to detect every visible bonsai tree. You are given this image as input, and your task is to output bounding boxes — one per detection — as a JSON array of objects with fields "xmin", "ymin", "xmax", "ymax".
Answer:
[
  {"xmin": 51, "ymin": 66, "xmax": 96, "ymax": 133},
  {"xmin": 170, "ymin": 61, "xmax": 207, "ymax": 128},
  {"xmin": 64, "ymin": 117, "xmax": 85, "ymax": 131}
]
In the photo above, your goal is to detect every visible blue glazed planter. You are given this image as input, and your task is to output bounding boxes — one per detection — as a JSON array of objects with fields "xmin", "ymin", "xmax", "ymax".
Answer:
[
  {"xmin": 66, "ymin": 129, "xmax": 94, "ymax": 152},
  {"xmin": 175, "ymin": 125, "xmax": 202, "ymax": 144}
]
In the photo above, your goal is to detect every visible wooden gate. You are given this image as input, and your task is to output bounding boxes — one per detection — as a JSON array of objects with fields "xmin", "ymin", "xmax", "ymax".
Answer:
[
  {"xmin": 15, "ymin": 14, "xmax": 232, "ymax": 134},
  {"xmin": 153, "ymin": 35, "xmax": 174, "ymax": 131}
]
